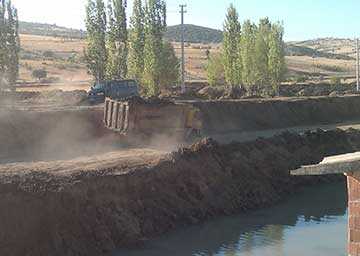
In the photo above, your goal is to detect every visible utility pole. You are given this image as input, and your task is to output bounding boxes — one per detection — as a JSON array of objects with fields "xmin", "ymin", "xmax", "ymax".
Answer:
[
  {"xmin": 180, "ymin": 4, "xmax": 187, "ymax": 93},
  {"xmin": 357, "ymin": 39, "xmax": 359, "ymax": 92}
]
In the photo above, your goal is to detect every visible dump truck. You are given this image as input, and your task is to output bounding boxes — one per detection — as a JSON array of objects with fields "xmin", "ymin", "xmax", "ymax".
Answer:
[{"xmin": 104, "ymin": 96, "xmax": 202, "ymax": 141}]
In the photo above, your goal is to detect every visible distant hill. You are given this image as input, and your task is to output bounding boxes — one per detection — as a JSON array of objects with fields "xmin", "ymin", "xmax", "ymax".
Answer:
[
  {"xmin": 165, "ymin": 24, "xmax": 223, "ymax": 43},
  {"xmin": 19, "ymin": 21, "xmax": 86, "ymax": 39},
  {"xmin": 284, "ymin": 43, "xmax": 354, "ymax": 60}
]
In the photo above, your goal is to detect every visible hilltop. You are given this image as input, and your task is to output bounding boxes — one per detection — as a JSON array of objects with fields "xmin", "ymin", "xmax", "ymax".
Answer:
[
  {"xmin": 166, "ymin": 24, "xmax": 223, "ymax": 43},
  {"xmin": 19, "ymin": 21, "xmax": 86, "ymax": 39}
]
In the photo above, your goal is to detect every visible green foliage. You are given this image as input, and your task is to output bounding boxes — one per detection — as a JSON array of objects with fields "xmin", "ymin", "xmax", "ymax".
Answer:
[
  {"xmin": 268, "ymin": 22, "xmax": 286, "ymax": 95},
  {"xmin": 43, "ymin": 50, "xmax": 54, "ymax": 58},
  {"xmin": 315, "ymin": 64, "xmax": 345, "ymax": 72},
  {"xmin": 217, "ymin": 10, "xmax": 287, "ymax": 96},
  {"xmin": 106, "ymin": 0, "xmax": 128, "ymax": 79},
  {"xmin": 206, "ymin": 53, "xmax": 225, "ymax": 87},
  {"xmin": 223, "ymin": 4, "xmax": 241, "ymax": 88},
  {"xmin": 0, "ymin": 0, "xmax": 20, "ymax": 90},
  {"xmin": 165, "ymin": 24, "xmax": 223, "ymax": 43},
  {"xmin": 142, "ymin": 0, "xmax": 166, "ymax": 96},
  {"xmin": 84, "ymin": 0, "xmax": 107, "ymax": 81},
  {"xmin": 32, "ymin": 68, "xmax": 47, "ymax": 81},
  {"xmin": 159, "ymin": 41, "xmax": 180, "ymax": 88},
  {"xmin": 294, "ymin": 76, "xmax": 308, "ymax": 83},
  {"xmin": 239, "ymin": 20, "xmax": 256, "ymax": 94},
  {"xmin": 128, "ymin": 0, "xmax": 145, "ymax": 87},
  {"xmin": 330, "ymin": 76, "xmax": 341, "ymax": 85},
  {"xmin": 254, "ymin": 18, "xmax": 271, "ymax": 88},
  {"xmin": 19, "ymin": 21, "xmax": 86, "ymax": 39}
]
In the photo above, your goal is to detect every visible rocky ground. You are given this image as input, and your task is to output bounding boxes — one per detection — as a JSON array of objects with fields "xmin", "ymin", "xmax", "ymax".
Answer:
[{"xmin": 0, "ymin": 129, "xmax": 358, "ymax": 256}]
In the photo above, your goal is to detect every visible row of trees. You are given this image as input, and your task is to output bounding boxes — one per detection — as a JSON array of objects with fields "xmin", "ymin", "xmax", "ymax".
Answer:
[
  {"xmin": 208, "ymin": 4, "xmax": 286, "ymax": 96},
  {"xmin": 0, "ymin": 0, "xmax": 20, "ymax": 90},
  {"xmin": 85, "ymin": 0, "xmax": 179, "ymax": 96}
]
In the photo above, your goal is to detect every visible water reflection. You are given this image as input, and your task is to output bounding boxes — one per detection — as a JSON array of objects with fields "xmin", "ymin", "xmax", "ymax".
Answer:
[{"xmin": 115, "ymin": 182, "xmax": 347, "ymax": 256}]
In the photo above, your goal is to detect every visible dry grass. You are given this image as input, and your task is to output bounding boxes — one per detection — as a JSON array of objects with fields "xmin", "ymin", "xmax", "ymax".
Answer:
[{"xmin": 17, "ymin": 34, "xmax": 358, "ymax": 92}]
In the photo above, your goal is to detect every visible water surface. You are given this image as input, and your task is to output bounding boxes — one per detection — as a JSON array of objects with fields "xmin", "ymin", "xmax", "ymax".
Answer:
[{"xmin": 116, "ymin": 182, "xmax": 348, "ymax": 256}]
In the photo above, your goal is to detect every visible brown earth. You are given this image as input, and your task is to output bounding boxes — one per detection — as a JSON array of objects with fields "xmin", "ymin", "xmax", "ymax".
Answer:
[
  {"xmin": 0, "ymin": 129, "xmax": 358, "ymax": 256},
  {"xmin": 3, "ymin": 95, "xmax": 360, "ymax": 255},
  {"xmin": 194, "ymin": 95, "xmax": 360, "ymax": 134}
]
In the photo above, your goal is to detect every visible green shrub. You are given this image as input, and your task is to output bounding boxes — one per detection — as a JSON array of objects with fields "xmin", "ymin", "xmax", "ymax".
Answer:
[
  {"xmin": 32, "ymin": 69, "xmax": 47, "ymax": 81},
  {"xmin": 294, "ymin": 76, "xmax": 308, "ymax": 83},
  {"xmin": 330, "ymin": 76, "xmax": 341, "ymax": 84},
  {"xmin": 43, "ymin": 50, "xmax": 54, "ymax": 58}
]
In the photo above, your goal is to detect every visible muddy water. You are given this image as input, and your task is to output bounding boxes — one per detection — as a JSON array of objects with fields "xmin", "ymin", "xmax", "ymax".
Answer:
[{"xmin": 116, "ymin": 182, "xmax": 347, "ymax": 256}]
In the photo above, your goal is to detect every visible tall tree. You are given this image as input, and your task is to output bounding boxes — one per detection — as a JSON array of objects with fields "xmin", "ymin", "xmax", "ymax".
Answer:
[
  {"xmin": 142, "ymin": 0, "xmax": 166, "ymax": 96},
  {"xmin": 0, "ymin": 0, "xmax": 7, "ymax": 87},
  {"xmin": 0, "ymin": 0, "xmax": 19, "ymax": 90},
  {"xmin": 159, "ymin": 41, "xmax": 179, "ymax": 88},
  {"xmin": 106, "ymin": 0, "xmax": 128, "ymax": 79},
  {"xmin": 6, "ymin": 0, "xmax": 20, "ymax": 88},
  {"xmin": 128, "ymin": 0, "xmax": 145, "ymax": 88},
  {"xmin": 223, "ymin": 4, "xmax": 241, "ymax": 88},
  {"xmin": 84, "ymin": 0, "xmax": 107, "ymax": 81},
  {"xmin": 239, "ymin": 20, "xmax": 256, "ymax": 94},
  {"xmin": 268, "ymin": 22, "xmax": 286, "ymax": 96},
  {"xmin": 254, "ymin": 18, "xmax": 271, "ymax": 90}
]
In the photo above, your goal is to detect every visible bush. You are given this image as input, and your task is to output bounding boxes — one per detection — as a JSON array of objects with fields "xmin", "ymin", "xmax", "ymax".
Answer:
[
  {"xmin": 32, "ymin": 69, "xmax": 47, "ymax": 81},
  {"xmin": 43, "ymin": 50, "xmax": 54, "ymax": 58},
  {"xmin": 330, "ymin": 76, "xmax": 341, "ymax": 85},
  {"xmin": 294, "ymin": 76, "xmax": 308, "ymax": 83}
]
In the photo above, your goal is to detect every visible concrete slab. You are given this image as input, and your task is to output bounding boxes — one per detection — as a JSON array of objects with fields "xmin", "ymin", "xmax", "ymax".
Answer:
[{"xmin": 291, "ymin": 152, "xmax": 360, "ymax": 176}]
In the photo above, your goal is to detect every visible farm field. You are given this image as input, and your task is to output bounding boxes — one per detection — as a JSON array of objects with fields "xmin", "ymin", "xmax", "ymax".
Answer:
[{"xmin": 17, "ymin": 33, "xmax": 358, "ymax": 92}]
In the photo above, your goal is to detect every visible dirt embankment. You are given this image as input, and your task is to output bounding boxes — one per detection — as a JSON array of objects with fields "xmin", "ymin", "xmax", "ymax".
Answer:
[
  {"xmin": 0, "ymin": 129, "xmax": 359, "ymax": 256},
  {"xmin": 195, "ymin": 95, "xmax": 360, "ymax": 134},
  {"xmin": 0, "ymin": 106, "xmax": 117, "ymax": 162}
]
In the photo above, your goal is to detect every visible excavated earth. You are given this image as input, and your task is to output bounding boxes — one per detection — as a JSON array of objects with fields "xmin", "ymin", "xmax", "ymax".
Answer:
[
  {"xmin": 3, "ymin": 95, "xmax": 360, "ymax": 255},
  {"xmin": 0, "ymin": 129, "xmax": 359, "ymax": 256}
]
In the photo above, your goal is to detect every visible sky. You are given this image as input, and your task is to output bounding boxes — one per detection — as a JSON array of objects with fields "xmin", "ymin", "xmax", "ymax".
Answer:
[{"xmin": 10, "ymin": 0, "xmax": 360, "ymax": 41}]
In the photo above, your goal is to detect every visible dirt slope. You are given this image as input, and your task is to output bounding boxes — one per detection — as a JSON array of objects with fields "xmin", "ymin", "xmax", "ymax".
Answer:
[
  {"xmin": 195, "ymin": 96, "xmax": 360, "ymax": 134},
  {"xmin": 0, "ymin": 129, "xmax": 358, "ymax": 256}
]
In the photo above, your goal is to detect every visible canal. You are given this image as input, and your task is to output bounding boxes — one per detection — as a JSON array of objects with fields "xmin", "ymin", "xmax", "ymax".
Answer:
[{"xmin": 116, "ymin": 181, "xmax": 348, "ymax": 256}]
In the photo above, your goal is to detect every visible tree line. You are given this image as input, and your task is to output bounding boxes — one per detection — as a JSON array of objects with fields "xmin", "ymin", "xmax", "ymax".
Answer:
[
  {"xmin": 207, "ymin": 4, "xmax": 287, "ymax": 96},
  {"xmin": 0, "ymin": 0, "xmax": 20, "ymax": 91},
  {"xmin": 85, "ymin": 0, "xmax": 179, "ymax": 96}
]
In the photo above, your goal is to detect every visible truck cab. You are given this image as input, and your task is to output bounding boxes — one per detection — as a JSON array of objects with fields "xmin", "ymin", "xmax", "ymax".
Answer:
[{"xmin": 88, "ymin": 80, "xmax": 139, "ymax": 104}]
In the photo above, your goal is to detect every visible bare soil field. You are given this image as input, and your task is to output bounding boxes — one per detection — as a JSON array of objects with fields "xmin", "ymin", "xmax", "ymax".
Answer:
[{"xmin": 16, "ymin": 34, "xmax": 358, "ymax": 93}]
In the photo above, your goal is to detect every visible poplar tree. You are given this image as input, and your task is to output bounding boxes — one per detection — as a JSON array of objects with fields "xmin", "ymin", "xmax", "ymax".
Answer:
[
  {"xmin": 106, "ymin": 0, "xmax": 128, "ymax": 79},
  {"xmin": 128, "ymin": 0, "xmax": 145, "ymax": 87},
  {"xmin": 254, "ymin": 18, "xmax": 271, "ymax": 90},
  {"xmin": 84, "ymin": 0, "xmax": 107, "ymax": 81},
  {"xmin": 239, "ymin": 20, "xmax": 256, "ymax": 94},
  {"xmin": 6, "ymin": 0, "xmax": 20, "ymax": 87},
  {"xmin": 0, "ymin": 0, "xmax": 19, "ymax": 90},
  {"xmin": 142, "ymin": 0, "xmax": 166, "ymax": 96},
  {"xmin": 0, "ymin": 0, "xmax": 6, "ymax": 85},
  {"xmin": 268, "ymin": 22, "xmax": 286, "ymax": 96},
  {"xmin": 159, "ymin": 41, "xmax": 179, "ymax": 88},
  {"xmin": 223, "ymin": 4, "xmax": 241, "ymax": 88}
]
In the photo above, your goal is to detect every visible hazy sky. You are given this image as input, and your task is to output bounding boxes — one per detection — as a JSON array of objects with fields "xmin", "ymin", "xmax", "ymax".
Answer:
[{"xmin": 10, "ymin": 0, "xmax": 360, "ymax": 41}]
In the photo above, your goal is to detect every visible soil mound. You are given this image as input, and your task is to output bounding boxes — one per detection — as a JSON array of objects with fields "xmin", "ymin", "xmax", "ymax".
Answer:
[{"xmin": 0, "ymin": 129, "xmax": 358, "ymax": 255}]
